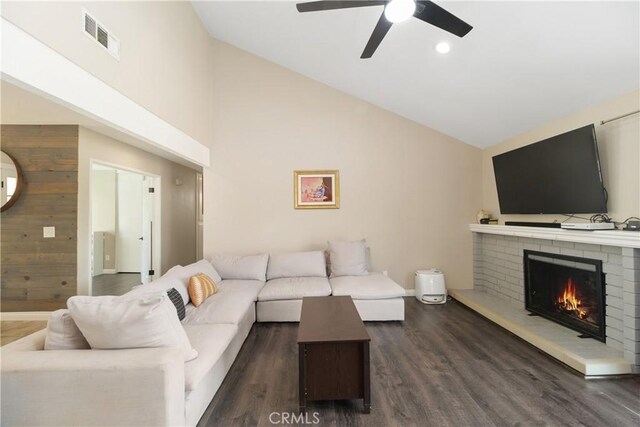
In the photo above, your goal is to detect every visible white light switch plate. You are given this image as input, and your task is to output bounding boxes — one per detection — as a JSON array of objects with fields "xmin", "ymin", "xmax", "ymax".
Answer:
[{"xmin": 43, "ymin": 226, "xmax": 55, "ymax": 238}]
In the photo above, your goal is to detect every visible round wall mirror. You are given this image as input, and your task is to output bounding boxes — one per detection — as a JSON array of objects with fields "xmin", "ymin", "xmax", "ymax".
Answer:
[{"xmin": 1, "ymin": 150, "xmax": 24, "ymax": 213}]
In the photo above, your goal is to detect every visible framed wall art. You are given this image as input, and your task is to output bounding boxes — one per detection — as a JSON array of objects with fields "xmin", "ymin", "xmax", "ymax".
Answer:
[{"xmin": 294, "ymin": 170, "xmax": 340, "ymax": 209}]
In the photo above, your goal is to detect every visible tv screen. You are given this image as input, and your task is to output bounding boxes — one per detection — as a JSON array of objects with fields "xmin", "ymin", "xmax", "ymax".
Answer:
[{"xmin": 492, "ymin": 124, "xmax": 607, "ymax": 214}]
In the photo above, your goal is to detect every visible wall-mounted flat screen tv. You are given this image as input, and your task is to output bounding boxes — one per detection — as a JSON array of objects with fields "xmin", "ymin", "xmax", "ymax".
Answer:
[{"xmin": 492, "ymin": 124, "xmax": 607, "ymax": 214}]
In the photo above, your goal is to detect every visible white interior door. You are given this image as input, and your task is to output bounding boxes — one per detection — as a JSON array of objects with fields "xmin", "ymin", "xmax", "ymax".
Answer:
[{"xmin": 116, "ymin": 171, "xmax": 143, "ymax": 272}]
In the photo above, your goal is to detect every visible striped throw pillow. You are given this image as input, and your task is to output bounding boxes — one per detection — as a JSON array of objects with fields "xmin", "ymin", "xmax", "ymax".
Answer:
[
  {"xmin": 188, "ymin": 273, "xmax": 218, "ymax": 307},
  {"xmin": 167, "ymin": 288, "xmax": 185, "ymax": 321}
]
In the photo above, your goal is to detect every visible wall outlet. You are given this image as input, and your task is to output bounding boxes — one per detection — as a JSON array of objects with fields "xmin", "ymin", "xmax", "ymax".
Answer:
[
  {"xmin": 43, "ymin": 226, "xmax": 55, "ymax": 238},
  {"xmin": 105, "ymin": 255, "xmax": 110, "ymax": 261}
]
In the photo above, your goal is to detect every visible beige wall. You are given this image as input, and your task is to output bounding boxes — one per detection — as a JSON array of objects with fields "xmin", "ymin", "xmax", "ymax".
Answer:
[
  {"xmin": 204, "ymin": 40, "xmax": 483, "ymax": 289},
  {"xmin": 1, "ymin": 1, "xmax": 214, "ymax": 145},
  {"xmin": 482, "ymin": 90, "xmax": 640, "ymax": 223},
  {"xmin": 78, "ymin": 128, "xmax": 199, "ymax": 295}
]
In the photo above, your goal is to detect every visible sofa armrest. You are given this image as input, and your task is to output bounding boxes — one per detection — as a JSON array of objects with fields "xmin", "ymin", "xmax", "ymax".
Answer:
[{"xmin": 1, "ymin": 334, "xmax": 185, "ymax": 427}]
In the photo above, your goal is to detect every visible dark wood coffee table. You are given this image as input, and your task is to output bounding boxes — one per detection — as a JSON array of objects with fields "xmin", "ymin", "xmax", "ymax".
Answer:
[{"xmin": 297, "ymin": 296, "xmax": 371, "ymax": 413}]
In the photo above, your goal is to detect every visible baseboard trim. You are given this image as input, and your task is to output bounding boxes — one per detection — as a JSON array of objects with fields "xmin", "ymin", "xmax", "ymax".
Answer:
[
  {"xmin": 404, "ymin": 289, "xmax": 416, "ymax": 296},
  {"xmin": 101, "ymin": 269, "xmax": 117, "ymax": 274},
  {"xmin": 1, "ymin": 311, "xmax": 51, "ymax": 321}
]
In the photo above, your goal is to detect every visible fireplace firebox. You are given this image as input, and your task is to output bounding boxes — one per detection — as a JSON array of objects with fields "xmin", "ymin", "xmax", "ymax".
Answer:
[{"xmin": 524, "ymin": 250, "xmax": 606, "ymax": 342}]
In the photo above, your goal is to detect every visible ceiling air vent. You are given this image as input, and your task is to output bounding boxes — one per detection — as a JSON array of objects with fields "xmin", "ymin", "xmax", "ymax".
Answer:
[
  {"xmin": 84, "ymin": 13, "xmax": 96, "ymax": 37},
  {"xmin": 82, "ymin": 9, "xmax": 120, "ymax": 60},
  {"xmin": 97, "ymin": 26, "xmax": 109, "ymax": 48}
]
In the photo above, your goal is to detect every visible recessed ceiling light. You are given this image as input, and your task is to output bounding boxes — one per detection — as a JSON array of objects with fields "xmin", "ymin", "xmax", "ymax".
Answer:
[{"xmin": 435, "ymin": 42, "xmax": 451, "ymax": 54}]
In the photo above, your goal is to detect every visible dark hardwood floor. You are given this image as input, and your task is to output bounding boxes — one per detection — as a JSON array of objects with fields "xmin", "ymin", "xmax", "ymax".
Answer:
[
  {"xmin": 198, "ymin": 297, "xmax": 639, "ymax": 427},
  {"xmin": 92, "ymin": 273, "xmax": 141, "ymax": 296}
]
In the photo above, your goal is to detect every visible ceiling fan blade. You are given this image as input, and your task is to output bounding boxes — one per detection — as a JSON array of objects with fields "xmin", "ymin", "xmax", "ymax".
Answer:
[
  {"xmin": 361, "ymin": 12, "xmax": 393, "ymax": 59},
  {"xmin": 297, "ymin": 1, "xmax": 386, "ymax": 13},
  {"xmin": 414, "ymin": 1, "xmax": 473, "ymax": 37}
]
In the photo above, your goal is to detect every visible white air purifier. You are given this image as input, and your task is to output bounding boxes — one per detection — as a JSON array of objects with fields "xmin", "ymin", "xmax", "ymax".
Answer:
[{"xmin": 415, "ymin": 269, "xmax": 447, "ymax": 304}]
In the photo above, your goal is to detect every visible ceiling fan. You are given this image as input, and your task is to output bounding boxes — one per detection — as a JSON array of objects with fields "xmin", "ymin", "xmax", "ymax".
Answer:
[{"xmin": 296, "ymin": 0, "xmax": 473, "ymax": 59}]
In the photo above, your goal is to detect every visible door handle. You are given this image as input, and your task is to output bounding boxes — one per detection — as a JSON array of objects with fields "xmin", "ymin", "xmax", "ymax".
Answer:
[{"xmin": 139, "ymin": 237, "xmax": 144, "ymax": 241}]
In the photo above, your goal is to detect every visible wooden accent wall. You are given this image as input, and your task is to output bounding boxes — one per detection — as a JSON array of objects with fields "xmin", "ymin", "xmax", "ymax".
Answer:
[{"xmin": 1, "ymin": 125, "xmax": 78, "ymax": 311}]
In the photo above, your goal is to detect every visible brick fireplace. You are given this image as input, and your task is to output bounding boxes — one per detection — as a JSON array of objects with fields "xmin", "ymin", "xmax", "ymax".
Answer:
[{"xmin": 458, "ymin": 225, "xmax": 640, "ymax": 375}]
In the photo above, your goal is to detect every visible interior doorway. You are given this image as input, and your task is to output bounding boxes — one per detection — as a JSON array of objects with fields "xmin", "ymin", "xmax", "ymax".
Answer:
[{"xmin": 90, "ymin": 162, "xmax": 161, "ymax": 296}]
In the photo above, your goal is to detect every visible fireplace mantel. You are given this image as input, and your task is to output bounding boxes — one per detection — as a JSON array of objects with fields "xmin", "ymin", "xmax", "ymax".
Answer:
[{"xmin": 469, "ymin": 224, "xmax": 640, "ymax": 248}]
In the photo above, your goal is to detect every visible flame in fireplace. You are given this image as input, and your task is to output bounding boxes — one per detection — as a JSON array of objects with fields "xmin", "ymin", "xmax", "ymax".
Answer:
[{"xmin": 557, "ymin": 278, "xmax": 587, "ymax": 319}]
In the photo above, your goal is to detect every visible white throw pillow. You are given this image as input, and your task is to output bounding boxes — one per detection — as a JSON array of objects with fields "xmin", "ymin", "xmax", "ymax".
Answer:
[
  {"xmin": 328, "ymin": 239, "xmax": 369, "ymax": 277},
  {"xmin": 324, "ymin": 248, "xmax": 372, "ymax": 276},
  {"xmin": 128, "ymin": 265, "xmax": 190, "ymax": 305},
  {"xmin": 67, "ymin": 293, "xmax": 198, "ymax": 362},
  {"xmin": 179, "ymin": 259, "xmax": 222, "ymax": 284},
  {"xmin": 44, "ymin": 309, "xmax": 90, "ymax": 350},
  {"xmin": 267, "ymin": 251, "xmax": 327, "ymax": 280},
  {"xmin": 209, "ymin": 254, "xmax": 269, "ymax": 281}
]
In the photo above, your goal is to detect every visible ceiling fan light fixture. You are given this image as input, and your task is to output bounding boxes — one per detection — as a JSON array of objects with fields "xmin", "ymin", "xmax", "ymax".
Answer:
[
  {"xmin": 435, "ymin": 42, "xmax": 451, "ymax": 54},
  {"xmin": 384, "ymin": 0, "xmax": 416, "ymax": 23}
]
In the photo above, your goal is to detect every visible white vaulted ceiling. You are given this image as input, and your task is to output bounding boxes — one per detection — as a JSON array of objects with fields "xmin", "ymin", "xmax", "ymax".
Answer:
[{"xmin": 193, "ymin": 1, "xmax": 640, "ymax": 148}]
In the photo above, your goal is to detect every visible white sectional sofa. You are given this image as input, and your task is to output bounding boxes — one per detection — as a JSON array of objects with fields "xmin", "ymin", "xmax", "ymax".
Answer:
[
  {"xmin": 1, "ymin": 246, "xmax": 405, "ymax": 426},
  {"xmin": 1, "ymin": 259, "xmax": 261, "ymax": 427}
]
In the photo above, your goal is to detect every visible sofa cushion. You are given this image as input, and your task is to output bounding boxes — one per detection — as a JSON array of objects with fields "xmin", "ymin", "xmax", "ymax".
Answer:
[
  {"xmin": 183, "ymin": 280, "xmax": 263, "ymax": 325},
  {"xmin": 130, "ymin": 261, "xmax": 221, "ymax": 306},
  {"xmin": 44, "ymin": 309, "xmax": 90, "ymax": 350},
  {"xmin": 128, "ymin": 265, "xmax": 189, "ymax": 305},
  {"xmin": 210, "ymin": 254, "xmax": 269, "ymax": 281},
  {"xmin": 180, "ymin": 259, "xmax": 222, "ymax": 284},
  {"xmin": 325, "ymin": 247, "xmax": 372, "ymax": 277},
  {"xmin": 165, "ymin": 259, "xmax": 222, "ymax": 297},
  {"xmin": 330, "ymin": 273, "xmax": 406, "ymax": 300},
  {"xmin": 258, "ymin": 277, "xmax": 332, "ymax": 301},
  {"xmin": 266, "ymin": 251, "xmax": 327, "ymax": 280},
  {"xmin": 217, "ymin": 279, "xmax": 265, "ymax": 300},
  {"xmin": 184, "ymin": 324, "xmax": 238, "ymax": 391},
  {"xmin": 328, "ymin": 240, "xmax": 369, "ymax": 277},
  {"xmin": 68, "ymin": 293, "xmax": 198, "ymax": 361}
]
